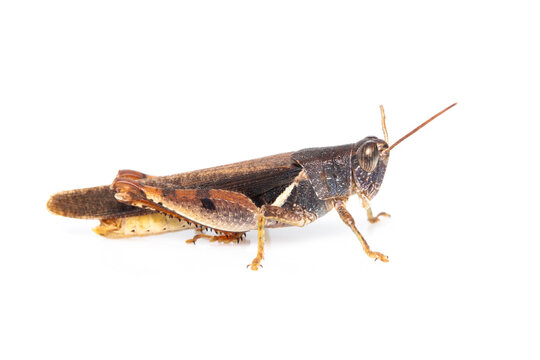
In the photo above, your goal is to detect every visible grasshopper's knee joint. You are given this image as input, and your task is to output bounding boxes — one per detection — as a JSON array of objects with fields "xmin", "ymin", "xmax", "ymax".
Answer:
[{"xmin": 116, "ymin": 170, "xmax": 150, "ymax": 181}]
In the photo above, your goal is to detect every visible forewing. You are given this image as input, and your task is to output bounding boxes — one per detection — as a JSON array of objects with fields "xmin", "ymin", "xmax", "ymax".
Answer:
[
  {"xmin": 47, "ymin": 186, "xmax": 151, "ymax": 219},
  {"xmin": 48, "ymin": 152, "xmax": 301, "ymax": 219}
]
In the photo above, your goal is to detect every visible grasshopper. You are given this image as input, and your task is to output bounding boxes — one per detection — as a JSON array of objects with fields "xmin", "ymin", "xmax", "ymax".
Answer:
[{"xmin": 47, "ymin": 103, "xmax": 456, "ymax": 270}]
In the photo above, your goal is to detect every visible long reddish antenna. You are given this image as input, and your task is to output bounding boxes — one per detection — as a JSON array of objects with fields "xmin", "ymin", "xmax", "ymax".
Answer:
[{"xmin": 384, "ymin": 103, "xmax": 457, "ymax": 153}]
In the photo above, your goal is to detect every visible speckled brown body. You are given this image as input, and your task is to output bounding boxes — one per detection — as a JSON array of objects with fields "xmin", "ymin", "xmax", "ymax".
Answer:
[
  {"xmin": 47, "ymin": 103, "xmax": 457, "ymax": 269},
  {"xmin": 48, "ymin": 138, "xmax": 389, "ymax": 236},
  {"xmin": 47, "ymin": 137, "xmax": 391, "ymax": 269}
]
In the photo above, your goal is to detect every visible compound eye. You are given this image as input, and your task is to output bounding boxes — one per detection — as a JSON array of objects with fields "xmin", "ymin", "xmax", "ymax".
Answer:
[{"xmin": 357, "ymin": 141, "xmax": 379, "ymax": 173}]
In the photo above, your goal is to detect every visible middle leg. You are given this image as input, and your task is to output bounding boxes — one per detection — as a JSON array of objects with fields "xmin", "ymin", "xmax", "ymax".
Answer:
[{"xmin": 248, "ymin": 204, "xmax": 318, "ymax": 270}]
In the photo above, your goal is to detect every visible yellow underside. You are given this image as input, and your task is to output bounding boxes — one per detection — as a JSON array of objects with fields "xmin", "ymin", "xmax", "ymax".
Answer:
[{"xmin": 93, "ymin": 213, "xmax": 195, "ymax": 238}]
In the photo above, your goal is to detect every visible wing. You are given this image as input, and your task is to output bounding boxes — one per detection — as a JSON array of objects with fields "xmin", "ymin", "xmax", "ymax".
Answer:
[
  {"xmin": 47, "ymin": 152, "xmax": 302, "ymax": 219},
  {"xmin": 47, "ymin": 185, "xmax": 150, "ymax": 220}
]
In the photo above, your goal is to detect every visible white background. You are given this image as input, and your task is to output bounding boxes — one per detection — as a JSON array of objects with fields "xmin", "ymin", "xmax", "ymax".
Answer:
[{"xmin": 1, "ymin": 1, "xmax": 539, "ymax": 359}]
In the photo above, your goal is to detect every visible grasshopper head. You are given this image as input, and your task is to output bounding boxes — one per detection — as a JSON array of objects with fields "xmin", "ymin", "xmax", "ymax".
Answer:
[
  {"xmin": 352, "ymin": 103, "xmax": 457, "ymax": 200},
  {"xmin": 352, "ymin": 137, "xmax": 389, "ymax": 200}
]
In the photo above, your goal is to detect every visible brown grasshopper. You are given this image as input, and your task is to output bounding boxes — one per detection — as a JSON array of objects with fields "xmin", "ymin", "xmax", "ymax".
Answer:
[{"xmin": 47, "ymin": 103, "xmax": 457, "ymax": 270}]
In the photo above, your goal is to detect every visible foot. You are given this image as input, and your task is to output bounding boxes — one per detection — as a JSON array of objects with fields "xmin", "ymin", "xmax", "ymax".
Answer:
[
  {"xmin": 368, "ymin": 212, "xmax": 391, "ymax": 224},
  {"xmin": 366, "ymin": 250, "xmax": 389, "ymax": 262},
  {"xmin": 248, "ymin": 258, "xmax": 262, "ymax": 271},
  {"xmin": 186, "ymin": 232, "xmax": 244, "ymax": 244}
]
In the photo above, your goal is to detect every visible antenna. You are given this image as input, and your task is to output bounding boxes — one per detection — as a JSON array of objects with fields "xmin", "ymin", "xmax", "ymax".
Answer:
[
  {"xmin": 384, "ymin": 103, "xmax": 457, "ymax": 153},
  {"xmin": 380, "ymin": 105, "xmax": 389, "ymax": 143}
]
